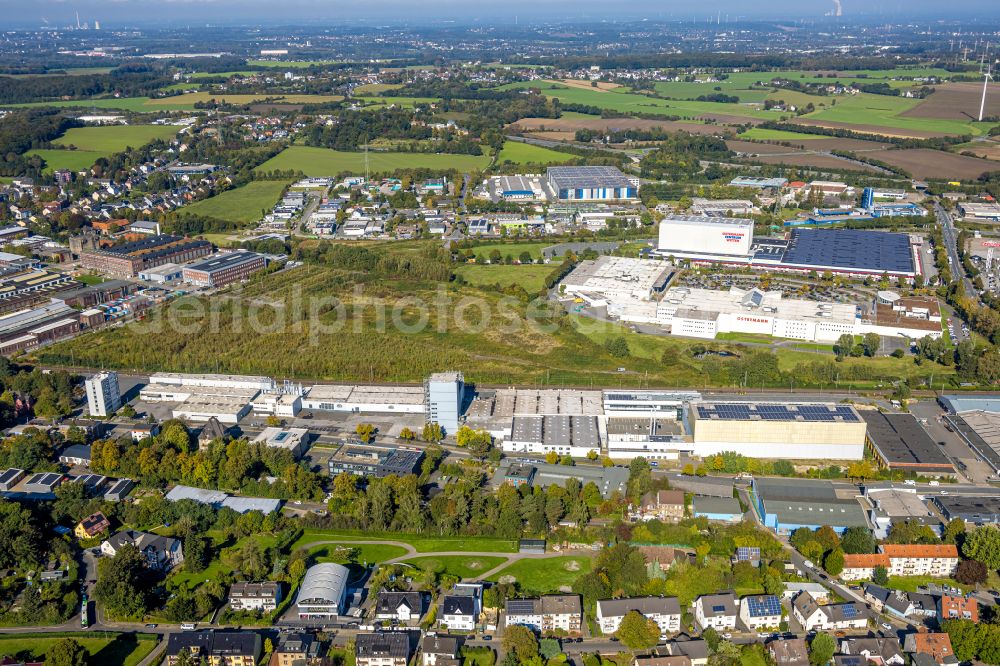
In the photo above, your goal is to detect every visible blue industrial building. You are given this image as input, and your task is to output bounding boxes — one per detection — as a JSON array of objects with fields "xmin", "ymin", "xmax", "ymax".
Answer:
[
  {"xmin": 547, "ymin": 166, "xmax": 637, "ymax": 201},
  {"xmin": 750, "ymin": 477, "xmax": 869, "ymax": 534},
  {"xmin": 692, "ymin": 495, "xmax": 743, "ymax": 522}
]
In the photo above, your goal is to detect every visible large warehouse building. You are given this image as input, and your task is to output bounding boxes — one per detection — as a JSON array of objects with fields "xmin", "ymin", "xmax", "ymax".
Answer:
[
  {"xmin": 182, "ymin": 251, "xmax": 267, "ymax": 288},
  {"xmin": 751, "ymin": 477, "xmax": 869, "ymax": 534},
  {"xmin": 861, "ymin": 411, "xmax": 956, "ymax": 477},
  {"xmin": 546, "ymin": 166, "xmax": 638, "ymax": 201},
  {"xmin": 658, "ymin": 215, "xmax": 754, "ymax": 260},
  {"xmin": 691, "ymin": 402, "xmax": 867, "ymax": 460}
]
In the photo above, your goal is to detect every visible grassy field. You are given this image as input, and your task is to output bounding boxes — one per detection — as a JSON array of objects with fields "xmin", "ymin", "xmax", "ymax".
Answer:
[
  {"xmin": 497, "ymin": 141, "xmax": 577, "ymax": 165},
  {"xmin": 454, "ymin": 264, "xmax": 552, "ymax": 291},
  {"xmin": 308, "ymin": 543, "xmax": 409, "ymax": 564},
  {"xmin": 181, "ymin": 180, "xmax": 290, "ymax": 223},
  {"xmin": 886, "ymin": 576, "xmax": 971, "ymax": 594},
  {"xmin": 5, "ymin": 97, "xmax": 193, "ymax": 112},
  {"xmin": 248, "ymin": 60, "xmax": 343, "ymax": 68},
  {"xmin": 465, "ymin": 241, "xmax": 554, "ymax": 261},
  {"xmin": 803, "ymin": 93, "xmax": 993, "ymax": 136},
  {"xmin": 0, "ymin": 633, "xmax": 158, "ymax": 666},
  {"xmin": 77, "ymin": 273, "xmax": 106, "ymax": 286},
  {"xmin": 52, "ymin": 125, "xmax": 178, "ymax": 152},
  {"xmin": 404, "ymin": 555, "xmax": 508, "ymax": 579},
  {"xmin": 487, "ymin": 555, "xmax": 593, "ymax": 591},
  {"xmin": 25, "ymin": 148, "xmax": 104, "ymax": 173},
  {"xmin": 354, "ymin": 96, "xmax": 442, "ymax": 109},
  {"xmin": 256, "ymin": 146, "xmax": 489, "ymax": 176},
  {"xmin": 290, "ymin": 528, "xmax": 519, "ymax": 554},
  {"xmin": 739, "ymin": 128, "xmax": 830, "ymax": 141},
  {"xmin": 5, "ymin": 92, "xmax": 342, "ymax": 112},
  {"xmin": 354, "ymin": 83, "xmax": 404, "ymax": 95}
]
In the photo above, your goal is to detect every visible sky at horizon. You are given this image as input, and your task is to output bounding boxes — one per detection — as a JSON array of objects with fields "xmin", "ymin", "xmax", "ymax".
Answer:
[{"xmin": 5, "ymin": 0, "xmax": 999, "ymax": 28}]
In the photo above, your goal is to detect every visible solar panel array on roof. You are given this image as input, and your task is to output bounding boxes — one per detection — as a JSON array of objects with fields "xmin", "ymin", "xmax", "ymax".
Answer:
[
  {"xmin": 781, "ymin": 229, "xmax": 915, "ymax": 274},
  {"xmin": 697, "ymin": 403, "xmax": 859, "ymax": 422},
  {"xmin": 507, "ymin": 599, "xmax": 537, "ymax": 615},
  {"xmin": 547, "ymin": 166, "xmax": 630, "ymax": 189},
  {"xmin": 711, "ymin": 605, "xmax": 727, "ymax": 613},
  {"xmin": 735, "ymin": 547, "xmax": 761, "ymax": 561},
  {"xmin": 841, "ymin": 604, "xmax": 859, "ymax": 619},
  {"xmin": 746, "ymin": 595, "xmax": 782, "ymax": 617}
]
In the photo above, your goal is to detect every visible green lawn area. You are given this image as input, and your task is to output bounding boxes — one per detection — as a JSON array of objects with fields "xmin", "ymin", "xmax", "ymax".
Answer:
[
  {"xmin": 181, "ymin": 180, "xmax": 290, "ymax": 224},
  {"xmin": 486, "ymin": 555, "xmax": 593, "ymax": 592},
  {"xmin": 454, "ymin": 264, "xmax": 552, "ymax": 292},
  {"xmin": 25, "ymin": 148, "xmax": 104, "ymax": 173},
  {"xmin": 256, "ymin": 146, "xmax": 489, "ymax": 177},
  {"xmin": 4, "ymin": 97, "xmax": 191, "ymax": 112},
  {"xmin": 466, "ymin": 241, "xmax": 553, "ymax": 261},
  {"xmin": 886, "ymin": 576, "xmax": 971, "ymax": 594},
  {"xmin": 354, "ymin": 96, "xmax": 442, "ymax": 109},
  {"xmin": 0, "ymin": 633, "xmax": 158, "ymax": 666},
  {"xmin": 497, "ymin": 141, "xmax": 577, "ymax": 165},
  {"xmin": 188, "ymin": 70, "xmax": 258, "ymax": 79},
  {"xmin": 169, "ymin": 533, "xmax": 279, "ymax": 592},
  {"xmin": 52, "ymin": 125, "xmax": 179, "ymax": 152},
  {"xmin": 77, "ymin": 273, "xmax": 106, "ymax": 286},
  {"xmin": 715, "ymin": 332, "xmax": 783, "ymax": 344},
  {"xmin": 291, "ymin": 528, "xmax": 518, "ymax": 554},
  {"xmin": 403, "ymin": 555, "xmax": 508, "ymax": 579},
  {"xmin": 5, "ymin": 92, "xmax": 343, "ymax": 112},
  {"xmin": 308, "ymin": 543, "xmax": 409, "ymax": 564}
]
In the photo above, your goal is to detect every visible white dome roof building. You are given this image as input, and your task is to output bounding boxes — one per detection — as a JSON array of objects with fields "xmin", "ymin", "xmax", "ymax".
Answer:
[{"xmin": 295, "ymin": 562, "xmax": 350, "ymax": 619}]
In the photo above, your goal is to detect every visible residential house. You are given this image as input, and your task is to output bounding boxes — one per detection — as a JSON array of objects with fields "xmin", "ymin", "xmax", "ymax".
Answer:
[
  {"xmin": 375, "ymin": 591, "xmax": 424, "ymax": 625},
  {"xmin": 841, "ymin": 554, "xmax": 890, "ymax": 582},
  {"xmin": 504, "ymin": 595, "xmax": 583, "ymax": 634},
  {"xmin": 863, "ymin": 584, "xmax": 915, "ymax": 618},
  {"xmin": 74, "ymin": 511, "xmax": 110, "ymax": 539},
  {"xmin": 909, "ymin": 593, "xmax": 939, "ymax": 619},
  {"xmin": 634, "ymin": 658, "xmax": 691, "ymax": 666},
  {"xmin": 101, "ymin": 529, "xmax": 184, "ymax": 570},
  {"xmin": 937, "ymin": 596, "xmax": 978, "ymax": 623},
  {"xmin": 903, "ymin": 632, "xmax": 957, "ymax": 666},
  {"xmin": 596, "ymin": 596, "xmax": 681, "ymax": 637},
  {"xmin": 840, "ymin": 637, "xmax": 905, "ymax": 666},
  {"xmin": 768, "ymin": 638, "xmax": 809, "ymax": 666},
  {"xmin": 439, "ymin": 585, "xmax": 481, "ymax": 632},
  {"xmin": 131, "ymin": 423, "xmax": 160, "ymax": 442},
  {"xmin": 694, "ymin": 592, "xmax": 738, "ymax": 631},
  {"xmin": 274, "ymin": 632, "xmax": 322, "ymax": 666},
  {"xmin": 421, "ymin": 634, "xmax": 461, "ymax": 666},
  {"xmin": 664, "ymin": 636, "xmax": 709, "ymax": 666},
  {"xmin": 59, "ymin": 444, "xmax": 92, "ymax": 467},
  {"xmin": 738, "ymin": 595, "xmax": 782, "ymax": 631},
  {"xmin": 841, "ymin": 545, "xmax": 959, "ymax": 581},
  {"xmin": 355, "ymin": 632, "xmax": 412, "ymax": 666},
  {"xmin": 639, "ymin": 490, "xmax": 686, "ymax": 521},
  {"xmin": 164, "ymin": 630, "xmax": 260, "ymax": 666},
  {"xmin": 732, "ymin": 547, "xmax": 761, "ymax": 568},
  {"xmin": 228, "ymin": 581, "xmax": 282, "ymax": 612},
  {"xmin": 791, "ymin": 593, "xmax": 868, "ymax": 632}
]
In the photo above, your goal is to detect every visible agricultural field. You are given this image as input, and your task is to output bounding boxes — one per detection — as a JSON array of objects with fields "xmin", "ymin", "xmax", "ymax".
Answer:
[
  {"xmin": 5, "ymin": 92, "xmax": 342, "ymax": 112},
  {"xmin": 256, "ymin": 146, "xmax": 489, "ymax": 176},
  {"xmin": 800, "ymin": 93, "xmax": 996, "ymax": 137},
  {"xmin": 52, "ymin": 125, "xmax": 179, "ymax": 152},
  {"xmin": 508, "ymin": 115, "xmax": 726, "ymax": 137},
  {"xmin": 247, "ymin": 59, "xmax": 343, "ymax": 68},
  {"xmin": 748, "ymin": 151, "xmax": 879, "ymax": 173},
  {"xmin": 873, "ymin": 148, "xmax": 1000, "ymax": 180},
  {"xmin": 353, "ymin": 83, "xmax": 404, "ymax": 95},
  {"xmin": 180, "ymin": 180, "xmax": 291, "ymax": 223},
  {"xmin": 901, "ymin": 82, "xmax": 1000, "ymax": 121},
  {"xmin": 487, "ymin": 555, "xmax": 593, "ymax": 591},
  {"xmin": 953, "ymin": 138, "xmax": 1000, "ymax": 162},
  {"xmin": 25, "ymin": 148, "xmax": 104, "ymax": 173},
  {"xmin": 454, "ymin": 264, "xmax": 553, "ymax": 292},
  {"xmin": 354, "ymin": 95, "xmax": 442, "ymax": 109},
  {"xmin": 0, "ymin": 634, "xmax": 158, "ymax": 666},
  {"xmin": 738, "ymin": 128, "xmax": 831, "ymax": 141},
  {"xmin": 496, "ymin": 141, "xmax": 577, "ymax": 165}
]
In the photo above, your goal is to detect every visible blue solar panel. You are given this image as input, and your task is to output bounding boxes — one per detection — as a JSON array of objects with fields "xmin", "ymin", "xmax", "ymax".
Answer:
[
  {"xmin": 747, "ymin": 595, "xmax": 782, "ymax": 617},
  {"xmin": 841, "ymin": 604, "xmax": 859, "ymax": 618}
]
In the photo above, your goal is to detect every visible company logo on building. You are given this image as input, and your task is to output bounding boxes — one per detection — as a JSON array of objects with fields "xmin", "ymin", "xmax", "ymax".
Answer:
[
  {"xmin": 737, "ymin": 316, "xmax": 770, "ymax": 324},
  {"xmin": 722, "ymin": 233, "xmax": 746, "ymax": 242}
]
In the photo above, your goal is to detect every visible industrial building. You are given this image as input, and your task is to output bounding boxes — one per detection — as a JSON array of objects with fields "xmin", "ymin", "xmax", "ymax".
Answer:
[
  {"xmin": 690, "ymin": 198, "xmax": 756, "ymax": 217},
  {"xmin": 546, "ymin": 166, "xmax": 638, "ymax": 201},
  {"xmin": 296, "ymin": 563, "xmax": 350, "ymax": 619},
  {"xmin": 691, "ymin": 403, "xmax": 866, "ymax": 460},
  {"xmin": 492, "ymin": 459, "xmax": 629, "ymax": 499},
  {"xmin": 85, "ymin": 370, "xmax": 121, "ymax": 417},
  {"xmin": 930, "ymin": 495, "xmax": 1000, "ymax": 525},
  {"xmin": 328, "ymin": 444, "xmax": 425, "ymax": 478},
  {"xmin": 251, "ymin": 427, "xmax": 309, "ymax": 458},
  {"xmin": 658, "ymin": 215, "xmax": 754, "ymax": 261},
  {"xmin": 182, "ymin": 251, "xmax": 267, "ymax": 288},
  {"xmin": 605, "ymin": 417, "xmax": 689, "ymax": 460},
  {"xmin": 502, "ymin": 415, "xmax": 601, "ymax": 458},
  {"xmin": 425, "ymin": 372, "xmax": 464, "ymax": 434},
  {"xmin": 775, "ymin": 228, "xmax": 916, "ymax": 277},
  {"xmin": 958, "ymin": 202, "xmax": 1000, "ymax": 222},
  {"xmin": 0, "ymin": 299, "xmax": 83, "ymax": 355},
  {"xmin": 479, "ymin": 174, "xmax": 550, "ymax": 201},
  {"xmin": 860, "ymin": 412, "xmax": 955, "ymax": 477},
  {"xmin": 165, "ymin": 484, "xmax": 282, "ymax": 514},
  {"xmin": 560, "ymin": 256, "xmax": 672, "ymax": 322},
  {"xmin": 658, "ymin": 286, "xmax": 859, "ymax": 343},
  {"xmin": 863, "ymin": 486, "xmax": 941, "ymax": 539},
  {"xmin": 79, "ymin": 234, "xmax": 213, "ymax": 277},
  {"xmin": 750, "ymin": 477, "xmax": 869, "ymax": 534},
  {"xmin": 301, "ymin": 384, "xmax": 426, "ymax": 415}
]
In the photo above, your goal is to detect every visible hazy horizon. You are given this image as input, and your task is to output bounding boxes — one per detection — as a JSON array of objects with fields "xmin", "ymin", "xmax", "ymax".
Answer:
[{"xmin": 7, "ymin": 0, "xmax": 1000, "ymax": 28}]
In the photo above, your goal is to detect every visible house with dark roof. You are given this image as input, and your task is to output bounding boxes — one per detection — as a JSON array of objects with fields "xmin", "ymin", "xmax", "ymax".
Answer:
[
  {"xmin": 840, "ymin": 637, "xmax": 905, "ymax": 666},
  {"xmin": 100, "ymin": 529, "xmax": 184, "ymax": 570},
  {"xmin": 164, "ymin": 630, "xmax": 260, "ymax": 666},
  {"xmin": 665, "ymin": 636, "xmax": 709, "ymax": 666},
  {"xmin": 768, "ymin": 638, "xmax": 809, "ymax": 666},
  {"xmin": 74, "ymin": 511, "xmax": 110, "ymax": 539},
  {"xmin": 421, "ymin": 634, "xmax": 461, "ymax": 666},
  {"xmin": 439, "ymin": 585, "xmax": 481, "ymax": 631},
  {"xmin": 639, "ymin": 489, "xmax": 686, "ymax": 522},
  {"xmin": 375, "ymin": 591, "xmax": 424, "ymax": 625},
  {"xmin": 274, "ymin": 632, "xmax": 321, "ymax": 666},
  {"xmin": 596, "ymin": 596, "xmax": 681, "ymax": 637},
  {"xmin": 356, "ymin": 632, "xmax": 413, "ymax": 666},
  {"xmin": 694, "ymin": 592, "xmax": 738, "ymax": 631},
  {"xmin": 504, "ymin": 595, "xmax": 582, "ymax": 634},
  {"xmin": 792, "ymin": 592, "xmax": 868, "ymax": 631}
]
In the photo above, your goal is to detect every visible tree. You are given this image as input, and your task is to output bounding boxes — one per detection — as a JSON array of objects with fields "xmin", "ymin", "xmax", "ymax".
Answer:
[
  {"xmin": 823, "ymin": 548, "xmax": 844, "ymax": 576},
  {"xmin": 862, "ymin": 333, "xmax": 881, "ymax": 357},
  {"xmin": 872, "ymin": 566, "xmax": 889, "ymax": 586},
  {"xmin": 422, "ymin": 422, "xmax": 444, "ymax": 443},
  {"xmin": 399, "ymin": 427, "xmax": 416, "ymax": 441},
  {"xmin": 605, "ymin": 336, "xmax": 629, "ymax": 359},
  {"xmin": 814, "ymin": 526, "xmax": 840, "ymax": 553},
  {"xmin": 94, "ymin": 544, "xmax": 150, "ymax": 619},
  {"xmin": 616, "ymin": 610, "xmax": 661, "ymax": 651},
  {"xmin": 943, "ymin": 518, "xmax": 967, "ymax": 545},
  {"xmin": 840, "ymin": 526, "xmax": 876, "ymax": 554},
  {"xmin": 962, "ymin": 525, "xmax": 1000, "ymax": 570},
  {"xmin": 955, "ymin": 559, "xmax": 988, "ymax": 585},
  {"xmin": 809, "ymin": 633, "xmax": 836, "ymax": 666},
  {"xmin": 356, "ymin": 423, "xmax": 376, "ymax": 443},
  {"xmin": 502, "ymin": 625, "xmax": 538, "ymax": 662},
  {"xmin": 942, "ymin": 619, "xmax": 981, "ymax": 662},
  {"xmin": 455, "ymin": 426, "xmax": 493, "ymax": 459},
  {"xmin": 834, "ymin": 334, "xmax": 855, "ymax": 360},
  {"xmin": 265, "ymin": 414, "xmax": 281, "ymax": 427},
  {"xmin": 46, "ymin": 638, "xmax": 88, "ymax": 666}
]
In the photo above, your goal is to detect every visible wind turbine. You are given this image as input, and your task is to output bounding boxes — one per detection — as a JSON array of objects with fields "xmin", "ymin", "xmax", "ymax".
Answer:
[{"xmin": 979, "ymin": 56, "xmax": 996, "ymax": 122}]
